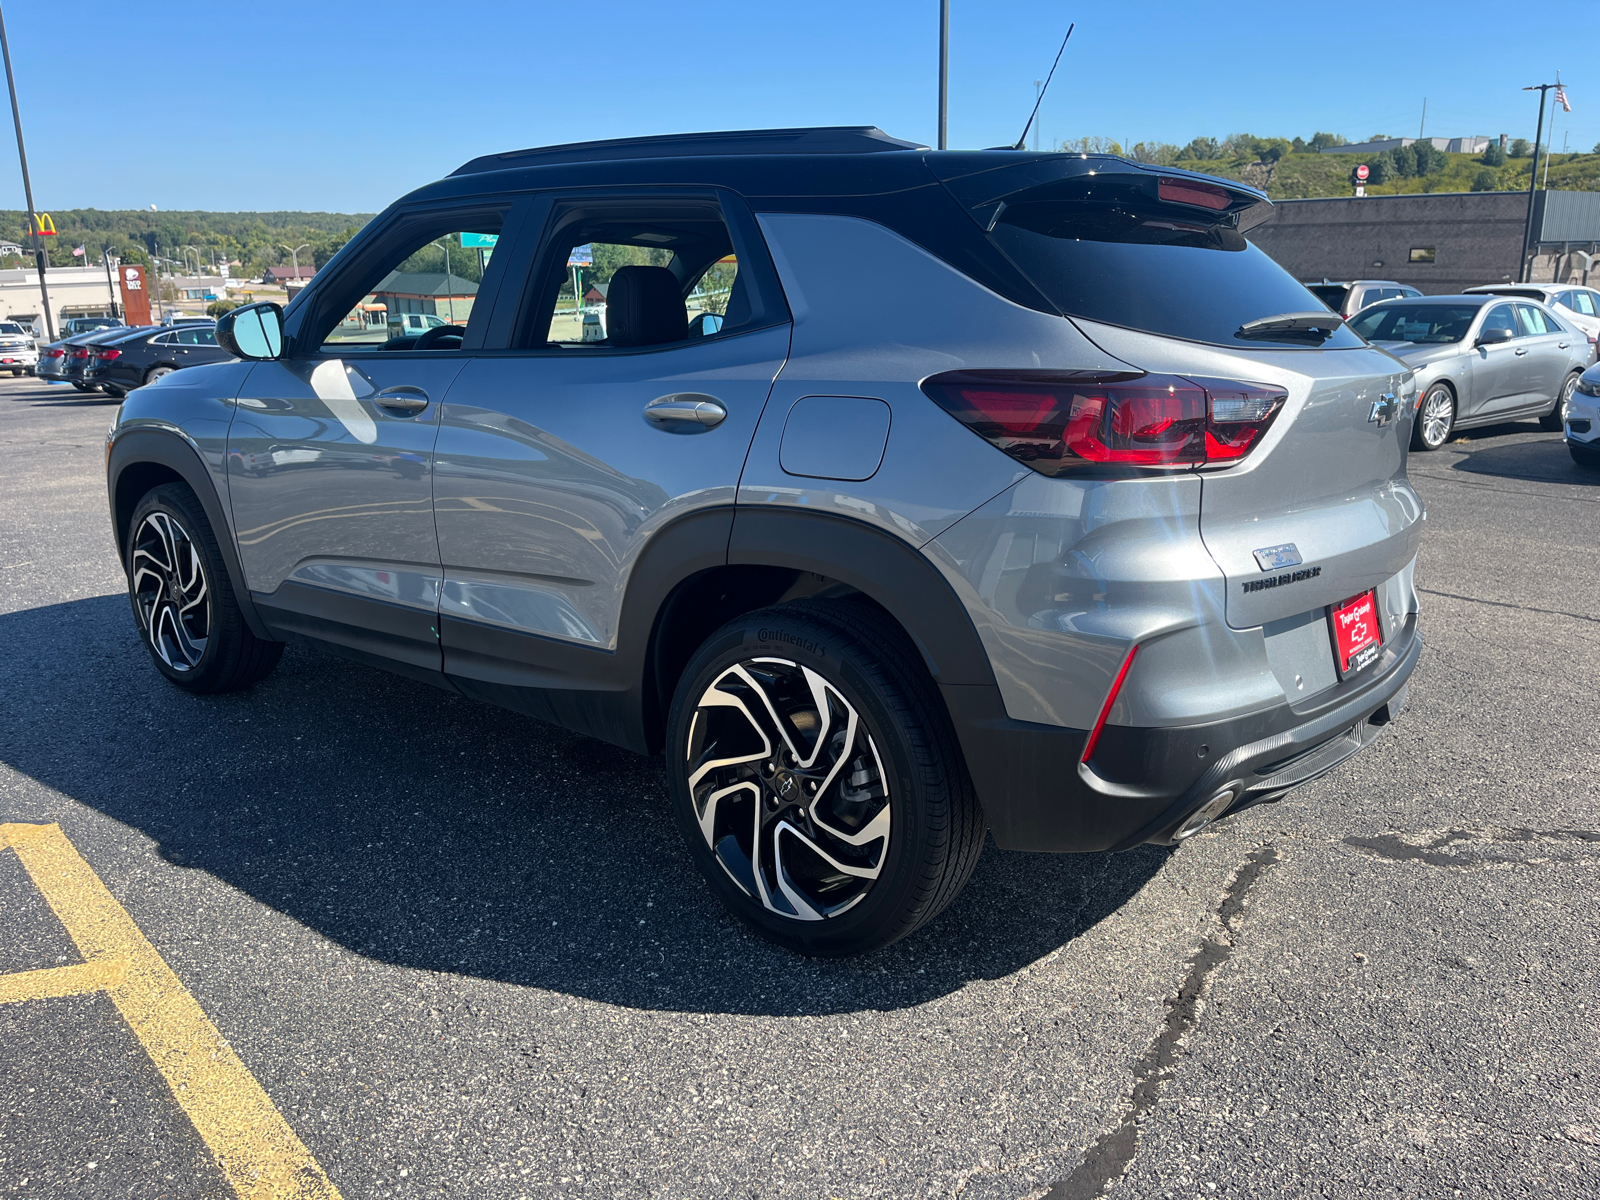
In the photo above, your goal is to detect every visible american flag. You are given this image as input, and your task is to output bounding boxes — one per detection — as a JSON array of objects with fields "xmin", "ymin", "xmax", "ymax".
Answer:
[{"xmin": 1557, "ymin": 84, "xmax": 1572, "ymax": 113}]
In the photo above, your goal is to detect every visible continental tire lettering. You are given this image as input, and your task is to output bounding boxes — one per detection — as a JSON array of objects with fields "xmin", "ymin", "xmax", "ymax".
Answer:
[
  {"xmin": 756, "ymin": 629, "xmax": 824, "ymax": 657},
  {"xmin": 1241, "ymin": 566, "xmax": 1322, "ymax": 594}
]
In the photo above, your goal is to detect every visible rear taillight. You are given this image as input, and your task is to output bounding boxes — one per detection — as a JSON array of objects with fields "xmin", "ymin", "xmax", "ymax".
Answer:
[
  {"xmin": 42, "ymin": 347, "xmax": 64, "ymax": 358},
  {"xmin": 920, "ymin": 370, "xmax": 1286, "ymax": 476},
  {"xmin": 94, "ymin": 348, "xmax": 121, "ymax": 360},
  {"xmin": 70, "ymin": 346, "xmax": 89, "ymax": 358}
]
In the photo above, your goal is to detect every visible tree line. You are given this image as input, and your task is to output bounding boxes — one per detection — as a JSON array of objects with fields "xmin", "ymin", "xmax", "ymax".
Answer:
[{"xmin": 0, "ymin": 208, "xmax": 372, "ymax": 278}]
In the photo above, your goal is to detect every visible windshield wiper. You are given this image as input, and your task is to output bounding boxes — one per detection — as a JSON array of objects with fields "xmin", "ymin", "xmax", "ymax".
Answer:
[{"xmin": 1235, "ymin": 311, "xmax": 1343, "ymax": 343}]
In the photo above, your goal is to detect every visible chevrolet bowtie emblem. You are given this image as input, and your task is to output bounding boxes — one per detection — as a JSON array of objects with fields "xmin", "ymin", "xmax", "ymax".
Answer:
[{"xmin": 1369, "ymin": 393, "xmax": 1399, "ymax": 427}]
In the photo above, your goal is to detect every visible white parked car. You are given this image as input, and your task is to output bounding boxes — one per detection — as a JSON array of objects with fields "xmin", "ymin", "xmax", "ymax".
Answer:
[
  {"xmin": 388, "ymin": 312, "xmax": 449, "ymax": 339},
  {"xmin": 0, "ymin": 320, "xmax": 38, "ymax": 374},
  {"xmin": 1464, "ymin": 284, "xmax": 1600, "ymax": 364},
  {"xmin": 1567, "ymin": 366, "xmax": 1600, "ymax": 470}
]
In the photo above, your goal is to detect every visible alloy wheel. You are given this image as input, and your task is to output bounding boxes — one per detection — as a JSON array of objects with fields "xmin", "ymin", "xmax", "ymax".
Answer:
[
  {"xmin": 684, "ymin": 657, "xmax": 891, "ymax": 921},
  {"xmin": 131, "ymin": 511, "xmax": 210, "ymax": 670},
  {"xmin": 1560, "ymin": 373, "xmax": 1577, "ymax": 423},
  {"xmin": 1419, "ymin": 386, "xmax": 1453, "ymax": 448}
]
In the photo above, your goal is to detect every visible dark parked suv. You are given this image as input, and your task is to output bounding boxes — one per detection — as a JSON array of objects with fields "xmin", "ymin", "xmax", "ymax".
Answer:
[
  {"xmin": 86, "ymin": 323, "xmax": 225, "ymax": 397},
  {"xmin": 105, "ymin": 127, "xmax": 1422, "ymax": 955}
]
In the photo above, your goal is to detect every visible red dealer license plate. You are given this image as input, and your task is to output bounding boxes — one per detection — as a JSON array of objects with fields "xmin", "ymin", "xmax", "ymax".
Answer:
[{"xmin": 1329, "ymin": 590, "xmax": 1382, "ymax": 677}]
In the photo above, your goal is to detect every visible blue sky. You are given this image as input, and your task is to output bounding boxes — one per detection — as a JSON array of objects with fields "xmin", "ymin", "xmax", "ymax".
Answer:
[{"xmin": 2, "ymin": 0, "xmax": 1593, "ymax": 213}]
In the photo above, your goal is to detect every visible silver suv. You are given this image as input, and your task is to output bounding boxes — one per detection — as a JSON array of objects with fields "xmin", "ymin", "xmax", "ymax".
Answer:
[{"xmin": 105, "ymin": 128, "xmax": 1422, "ymax": 956}]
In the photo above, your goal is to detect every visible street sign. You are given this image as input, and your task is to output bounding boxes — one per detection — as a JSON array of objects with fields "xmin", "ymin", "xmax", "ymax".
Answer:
[
  {"xmin": 1355, "ymin": 164, "xmax": 1370, "ymax": 181},
  {"xmin": 460, "ymin": 232, "xmax": 498, "ymax": 248},
  {"xmin": 32, "ymin": 212, "xmax": 55, "ymax": 236},
  {"xmin": 568, "ymin": 244, "xmax": 593, "ymax": 267}
]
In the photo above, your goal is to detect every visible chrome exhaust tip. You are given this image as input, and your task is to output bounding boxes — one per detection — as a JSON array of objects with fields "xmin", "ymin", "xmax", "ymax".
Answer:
[{"xmin": 1174, "ymin": 786, "xmax": 1240, "ymax": 841}]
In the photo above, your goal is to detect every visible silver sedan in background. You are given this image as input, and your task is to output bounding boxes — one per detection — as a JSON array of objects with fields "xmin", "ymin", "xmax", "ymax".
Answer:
[{"xmin": 1351, "ymin": 295, "xmax": 1588, "ymax": 451}]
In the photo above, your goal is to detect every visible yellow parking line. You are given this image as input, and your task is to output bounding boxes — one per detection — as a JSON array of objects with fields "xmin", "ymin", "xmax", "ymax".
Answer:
[{"xmin": 0, "ymin": 822, "xmax": 343, "ymax": 1200}]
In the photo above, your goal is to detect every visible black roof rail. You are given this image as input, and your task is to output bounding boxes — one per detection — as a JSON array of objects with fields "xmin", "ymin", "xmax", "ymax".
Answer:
[{"xmin": 450, "ymin": 126, "xmax": 927, "ymax": 176}]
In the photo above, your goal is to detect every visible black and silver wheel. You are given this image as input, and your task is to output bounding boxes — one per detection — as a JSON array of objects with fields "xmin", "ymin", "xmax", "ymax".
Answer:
[
  {"xmin": 1411, "ymin": 382, "xmax": 1455, "ymax": 451},
  {"xmin": 127, "ymin": 484, "xmax": 283, "ymax": 693},
  {"xmin": 667, "ymin": 602, "xmax": 985, "ymax": 956},
  {"xmin": 145, "ymin": 364, "xmax": 175, "ymax": 385},
  {"xmin": 1542, "ymin": 372, "xmax": 1580, "ymax": 432}
]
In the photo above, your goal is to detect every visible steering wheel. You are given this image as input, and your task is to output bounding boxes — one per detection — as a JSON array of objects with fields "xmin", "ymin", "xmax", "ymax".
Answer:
[{"xmin": 413, "ymin": 324, "xmax": 465, "ymax": 351}]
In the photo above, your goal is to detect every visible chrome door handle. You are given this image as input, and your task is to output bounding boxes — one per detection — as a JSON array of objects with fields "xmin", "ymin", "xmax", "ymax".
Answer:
[
  {"xmin": 1514, "ymin": 348, "xmax": 1528, "ymax": 356},
  {"xmin": 374, "ymin": 385, "xmax": 429, "ymax": 413},
  {"xmin": 644, "ymin": 393, "xmax": 726, "ymax": 431},
  {"xmin": 1559, "ymin": 342, "xmax": 1571, "ymax": 349}
]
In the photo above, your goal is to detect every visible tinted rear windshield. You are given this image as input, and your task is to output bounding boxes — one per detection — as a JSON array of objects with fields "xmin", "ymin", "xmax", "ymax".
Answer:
[
  {"xmin": 1307, "ymin": 285, "xmax": 1349, "ymax": 311},
  {"xmin": 1349, "ymin": 303, "xmax": 1480, "ymax": 344},
  {"xmin": 937, "ymin": 162, "xmax": 1362, "ymax": 349}
]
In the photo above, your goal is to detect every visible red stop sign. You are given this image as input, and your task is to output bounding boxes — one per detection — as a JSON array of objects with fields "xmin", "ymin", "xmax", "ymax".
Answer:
[{"xmin": 1356, "ymin": 164, "xmax": 1370, "ymax": 181}]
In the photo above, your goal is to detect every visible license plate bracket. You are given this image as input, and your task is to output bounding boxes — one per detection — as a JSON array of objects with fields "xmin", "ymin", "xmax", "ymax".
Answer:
[{"xmin": 1328, "ymin": 590, "xmax": 1382, "ymax": 678}]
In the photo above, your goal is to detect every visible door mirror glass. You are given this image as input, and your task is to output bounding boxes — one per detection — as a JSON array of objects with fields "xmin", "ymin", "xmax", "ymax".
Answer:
[
  {"xmin": 1475, "ymin": 325, "xmax": 1515, "ymax": 347},
  {"xmin": 217, "ymin": 302, "xmax": 284, "ymax": 360}
]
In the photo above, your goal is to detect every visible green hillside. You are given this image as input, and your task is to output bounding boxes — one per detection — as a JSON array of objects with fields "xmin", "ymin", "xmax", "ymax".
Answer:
[{"xmin": 1171, "ymin": 148, "xmax": 1600, "ymax": 200}]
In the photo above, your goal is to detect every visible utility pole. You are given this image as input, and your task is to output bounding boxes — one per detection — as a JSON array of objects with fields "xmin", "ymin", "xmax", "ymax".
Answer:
[
  {"xmin": 937, "ymin": 0, "xmax": 949, "ymax": 150},
  {"xmin": 0, "ymin": 4, "xmax": 53, "ymax": 339},
  {"xmin": 433, "ymin": 238, "xmax": 454, "ymax": 323},
  {"xmin": 1520, "ymin": 82, "xmax": 1557, "ymax": 283}
]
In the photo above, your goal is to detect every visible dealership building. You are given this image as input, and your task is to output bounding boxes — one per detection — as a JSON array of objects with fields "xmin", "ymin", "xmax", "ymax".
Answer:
[{"xmin": 1248, "ymin": 190, "xmax": 1600, "ymax": 294}]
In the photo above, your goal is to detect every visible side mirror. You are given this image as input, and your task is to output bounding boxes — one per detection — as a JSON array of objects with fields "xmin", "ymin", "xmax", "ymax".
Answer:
[
  {"xmin": 216, "ymin": 302, "xmax": 285, "ymax": 360},
  {"xmin": 1475, "ymin": 326, "xmax": 1515, "ymax": 347}
]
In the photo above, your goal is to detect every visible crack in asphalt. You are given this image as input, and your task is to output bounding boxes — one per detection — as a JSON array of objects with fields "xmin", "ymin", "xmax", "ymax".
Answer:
[
  {"xmin": 1041, "ymin": 844, "xmax": 1280, "ymax": 1200},
  {"xmin": 1344, "ymin": 827, "xmax": 1600, "ymax": 869},
  {"xmin": 1416, "ymin": 587, "xmax": 1600, "ymax": 626}
]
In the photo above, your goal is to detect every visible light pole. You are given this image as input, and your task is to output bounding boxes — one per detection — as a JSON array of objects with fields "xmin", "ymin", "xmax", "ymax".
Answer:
[
  {"xmin": 101, "ymin": 245, "xmax": 119, "ymax": 319},
  {"xmin": 0, "ymin": 3, "xmax": 54, "ymax": 339},
  {"xmin": 1520, "ymin": 83, "xmax": 1558, "ymax": 282},
  {"xmin": 937, "ymin": 0, "xmax": 949, "ymax": 150},
  {"xmin": 278, "ymin": 242, "xmax": 309, "ymax": 286},
  {"xmin": 432, "ymin": 238, "xmax": 455, "ymax": 323}
]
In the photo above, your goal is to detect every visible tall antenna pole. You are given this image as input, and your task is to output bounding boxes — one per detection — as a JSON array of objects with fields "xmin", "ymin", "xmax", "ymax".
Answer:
[
  {"xmin": 1520, "ymin": 83, "xmax": 1555, "ymax": 283},
  {"xmin": 937, "ymin": 0, "xmax": 948, "ymax": 150},
  {"xmin": 0, "ymin": 4, "xmax": 53, "ymax": 340}
]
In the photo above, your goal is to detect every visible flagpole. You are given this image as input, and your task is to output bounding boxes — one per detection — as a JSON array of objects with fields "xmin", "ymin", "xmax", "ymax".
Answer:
[
  {"xmin": 1520, "ymin": 82, "xmax": 1556, "ymax": 283},
  {"xmin": 0, "ymin": 4, "xmax": 53, "ymax": 339}
]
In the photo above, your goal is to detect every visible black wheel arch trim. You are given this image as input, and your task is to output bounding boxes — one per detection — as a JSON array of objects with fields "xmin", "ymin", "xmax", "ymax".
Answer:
[{"xmin": 107, "ymin": 427, "xmax": 272, "ymax": 640}]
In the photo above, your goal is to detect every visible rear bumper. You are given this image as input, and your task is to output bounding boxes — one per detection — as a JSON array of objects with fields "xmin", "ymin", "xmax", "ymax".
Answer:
[{"xmin": 947, "ymin": 613, "xmax": 1421, "ymax": 853}]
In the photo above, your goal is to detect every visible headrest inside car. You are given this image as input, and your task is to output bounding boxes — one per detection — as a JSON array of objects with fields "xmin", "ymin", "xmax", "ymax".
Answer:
[{"xmin": 606, "ymin": 265, "xmax": 687, "ymax": 347}]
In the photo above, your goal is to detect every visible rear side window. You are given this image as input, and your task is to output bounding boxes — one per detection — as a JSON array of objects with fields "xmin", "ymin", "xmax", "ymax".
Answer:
[
  {"xmin": 1515, "ymin": 304, "xmax": 1558, "ymax": 336},
  {"xmin": 947, "ymin": 167, "xmax": 1362, "ymax": 348},
  {"xmin": 1571, "ymin": 290, "xmax": 1598, "ymax": 316}
]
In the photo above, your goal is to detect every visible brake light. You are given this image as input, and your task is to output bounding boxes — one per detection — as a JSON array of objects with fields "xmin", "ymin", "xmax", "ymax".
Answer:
[
  {"xmin": 921, "ymin": 371, "xmax": 1286, "ymax": 476},
  {"xmin": 70, "ymin": 346, "xmax": 89, "ymax": 358},
  {"xmin": 1158, "ymin": 177, "xmax": 1233, "ymax": 210},
  {"xmin": 93, "ymin": 347, "xmax": 121, "ymax": 360},
  {"xmin": 42, "ymin": 347, "xmax": 64, "ymax": 358}
]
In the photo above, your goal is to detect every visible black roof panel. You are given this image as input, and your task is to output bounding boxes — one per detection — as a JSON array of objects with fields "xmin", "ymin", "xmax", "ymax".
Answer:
[{"xmin": 451, "ymin": 126, "xmax": 927, "ymax": 176}]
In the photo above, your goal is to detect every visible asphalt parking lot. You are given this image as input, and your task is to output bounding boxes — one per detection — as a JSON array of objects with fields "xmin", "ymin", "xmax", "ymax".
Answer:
[{"xmin": 1, "ymin": 372, "xmax": 1597, "ymax": 1200}]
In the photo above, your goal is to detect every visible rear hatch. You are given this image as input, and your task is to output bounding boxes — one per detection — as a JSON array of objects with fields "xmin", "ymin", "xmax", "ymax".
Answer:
[{"xmin": 928, "ymin": 154, "xmax": 1423, "ymax": 629}]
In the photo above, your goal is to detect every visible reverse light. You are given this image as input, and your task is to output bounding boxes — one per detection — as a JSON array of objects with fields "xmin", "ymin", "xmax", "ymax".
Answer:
[{"xmin": 921, "ymin": 370, "xmax": 1287, "ymax": 476}]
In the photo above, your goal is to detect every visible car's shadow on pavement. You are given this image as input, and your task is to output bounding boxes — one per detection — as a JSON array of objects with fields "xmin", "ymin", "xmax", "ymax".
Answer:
[
  {"xmin": 0, "ymin": 595, "xmax": 1171, "ymax": 1016},
  {"xmin": 1444, "ymin": 425, "xmax": 1600, "ymax": 485}
]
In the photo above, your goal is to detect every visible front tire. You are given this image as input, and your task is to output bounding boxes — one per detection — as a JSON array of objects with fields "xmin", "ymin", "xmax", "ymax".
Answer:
[
  {"xmin": 1571, "ymin": 442, "xmax": 1600, "ymax": 471},
  {"xmin": 127, "ymin": 483, "xmax": 283, "ymax": 693},
  {"xmin": 1412, "ymin": 383, "xmax": 1455, "ymax": 451},
  {"xmin": 666, "ymin": 601, "xmax": 986, "ymax": 957},
  {"xmin": 145, "ymin": 364, "xmax": 176, "ymax": 385},
  {"xmin": 1542, "ymin": 372, "xmax": 1580, "ymax": 432}
]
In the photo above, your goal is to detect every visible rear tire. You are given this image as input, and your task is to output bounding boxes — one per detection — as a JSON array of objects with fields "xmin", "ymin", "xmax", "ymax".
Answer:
[
  {"xmin": 666, "ymin": 600, "xmax": 986, "ymax": 957},
  {"xmin": 1542, "ymin": 372, "xmax": 1580, "ymax": 432},
  {"xmin": 1412, "ymin": 382, "xmax": 1455, "ymax": 451},
  {"xmin": 126, "ymin": 483, "xmax": 283, "ymax": 693}
]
